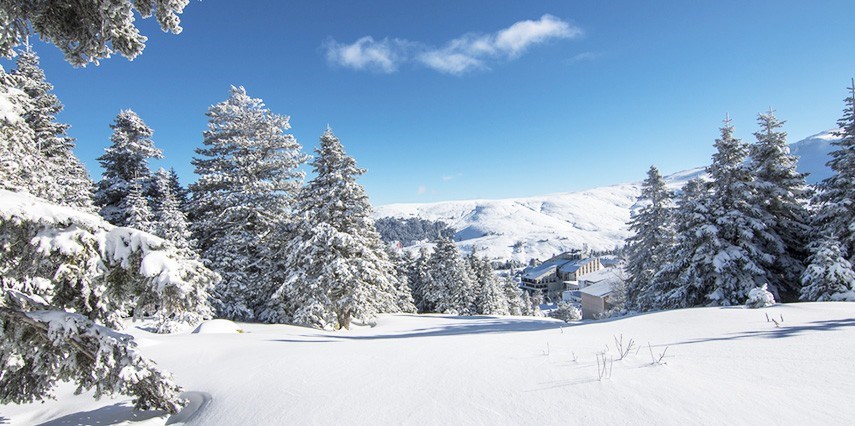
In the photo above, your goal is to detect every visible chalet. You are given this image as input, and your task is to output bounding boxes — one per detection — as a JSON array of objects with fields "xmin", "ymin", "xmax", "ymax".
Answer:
[{"xmin": 520, "ymin": 250, "xmax": 603, "ymax": 295}]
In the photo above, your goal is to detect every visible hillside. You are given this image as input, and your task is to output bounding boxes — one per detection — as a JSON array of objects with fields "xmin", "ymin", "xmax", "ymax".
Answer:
[
  {"xmin": 376, "ymin": 131, "xmax": 838, "ymax": 261},
  {"xmin": 5, "ymin": 303, "xmax": 854, "ymax": 424}
]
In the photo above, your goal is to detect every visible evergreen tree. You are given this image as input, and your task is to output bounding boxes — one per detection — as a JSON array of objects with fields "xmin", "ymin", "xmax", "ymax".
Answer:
[
  {"xmin": 748, "ymin": 110, "xmax": 810, "ymax": 300},
  {"xmin": 152, "ymin": 168, "xmax": 194, "ymax": 253},
  {"xmin": 11, "ymin": 48, "xmax": 94, "ymax": 211},
  {"xmin": 263, "ymin": 129, "xmax": 409, "ymax": 328},
  {"xmin": 503, "ymin": 276, "xmax": 527, "ymax": 316},
  {"xmin": 95, "ymin": 109, "xmax": 162, "ymax": 226},
  {"xmin": 406, "ymin": 247, "xmax": 433, "ymax": 312},
  {"xmin": 694, "ymin": 118, "xmax": 775, "ymax": 306},
  {"xmin": 800, "ymin": 235, "xmax": 855, "ymax": 301},
  {"xmin": 190, "ymin": 86, "xmax": 308, "ymax": 321},
  {"xmin": 0, "ymin": 1, "xmax": 188, "ymax": 66},
  {"xmin": 167, "ymin": 167, "xmax": 191, "ymax": 216},
  {"xmin": 123, "ymin": 178, "xmax": 154, "ymax": 233},
  {"xmin": 0, "ymin": 65, "xmax": 45, "ymax": 197},
  {"xmin": 469, "ymin": 255, "xmax": 509, "ymax": 315},
  {"xmin": 624, "ymin": 165, "xmax": 674, "ymax": 311},
  {"xmin": 425, "ymin": 237, "xmax": 475, "ymax": 315},
  {"xmin": 653, "ymin": 179, "xmax": 713, "ymax": 309},
  {"xmin": 813, "ymin": 81, "xmax": 855, "ymax": 264}
]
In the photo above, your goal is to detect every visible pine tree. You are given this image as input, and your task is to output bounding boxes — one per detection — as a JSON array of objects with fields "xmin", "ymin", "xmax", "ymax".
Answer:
[
  {"xmin": 425, "ymin": 237, "xmax": 476, "ymax": 315},
  {"xmin": 799, "ymin": 235, "xmax": 855, "ymax": 301},
  {"xmin": 813, "ymin": 81, "xmax": 855, "ymax": 264},
  {"xmin": 0, "ymin": 1, "xmax": 188, "ymax": 66},
  {"xmin": 696, "ymin": 118, "xmax": 775, "ymax": 306},
  {"xmin": 406, "ymin": 247, "xmax": 433, "ymax": 312},
  {"xmin": 167, "ymin": 167, "xmax": 191, "ymax": 216},
  {"xmin": 1, "ymin": 189, "xmax": 218, "ymax": 412},
  {"xmin": 653, "ymin": 179, "xmax": 713, "ymax": 309},
  {"xmin": 10, "ymin": 48, "xmax": 95, "ymax": 211},
  {"xmin": 503, "ymin": 276, "xmax": 527, "ymax": 316},
  {"xmin": 95, "ymin": 110, "xmax": 162, "ymax": 226},
  {"xmin": 624, "ymin": 165, "xmax": 674, "ymax": 311},
  {"xmin": 263, "ymin": 129, "xmax": 409, "ymax": 328},
  {"xmin": 0, "ymin": 65, "xmax": 45, "ymax": 197},
  {"xmin": 190, "ymin": 86, "xmax": 308, "ymax": 321},
  {"xmin": 152, "ymin": 169, "xmax": 194, "ymax": 253},
  {"xmin": 124, "ymin": 178, "xmax": 154, "ymax": 233},
  {"xmin": 469, "ymin": 255, "xmax": 509, "ymax": 315},
  {"xmin": 748, "ymin": 110, "xmax": 810, "ymax": 300}
]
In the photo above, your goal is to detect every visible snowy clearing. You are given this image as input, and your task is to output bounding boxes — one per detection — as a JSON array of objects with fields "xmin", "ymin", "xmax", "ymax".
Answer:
[{"xmin": 4, "ymin": 302, "xmax": 854, "ymax": 425}]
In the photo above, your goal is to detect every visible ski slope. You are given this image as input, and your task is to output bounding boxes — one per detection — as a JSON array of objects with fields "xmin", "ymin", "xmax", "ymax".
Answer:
[{"xmin": 4, "ymin": 302, "xmax": 854, "ymax": 424}]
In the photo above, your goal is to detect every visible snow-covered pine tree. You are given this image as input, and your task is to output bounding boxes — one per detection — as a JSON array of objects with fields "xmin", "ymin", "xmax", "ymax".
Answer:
[
  {"xmin": 1, "ymin": 188, "xmax": 219, "ymax": 412},
  {"xmin": 699, "ymin": 118, "xmax": 776, "ymax": 306},
  {"xmin": 800, "ymin": 234, "xmax": 855, "ymax": 302},
  {"xmin": 502, "ymin": 276, "xmax": 527, "ymax": 316},
  {"xmin": 263, "ymin": 129, "xmax": 409, "ymax": 328},
  {"xmin": 152, "ymin": 168, "xmax": 194, "ymax": 253},
  {"xmin": 10, "ymin": 48, "xmax": 95, "ymax": 211},
  {"xmin": 651, "ymin": 179, "xmax": 714, "ymax": 309},
  {"xmin": 406, "ymin": 247, "xmax": 433, "ymax": 312},
  {"xmin": 95, "ymin": 110, "xmax": 163, "ymax": 226},
  {"xmin": 424, "ymin": 237, "xmax": 476, "ymax": 315},
  {"xmin": 0, "ymin": 1, "xmax": 188, "ymax": 66},
  {"xmin": 124, "ymin": 178, "xmax": 155, "ymax": 234},
  {"xmin": 0, "ymin": 65, "xmax": 45, "ymax": 197},
  {"xmin": 469, "ymin": 255, "xmax": 509, "ymax": 315},
  {"xmin": 813, "ymin": 81, "xmax": 855, "ymax": 264},
  {"xmin": 167, "ymin": 167, "xmax": 191, "ymax": 216},
  {"xmin": 748, "ymin": 110, "xmax": 810, "ymax": 300},
  {"xmin": 190, "ymin": 86, "xmax": 308, "ymax": 321},
  {"xmin": 388, "ymin": 249, "xmax": 418, "ymax": 314},
  {"xmin": 624, "ymin": 165, "xmax": 674, "ymax": 311}
]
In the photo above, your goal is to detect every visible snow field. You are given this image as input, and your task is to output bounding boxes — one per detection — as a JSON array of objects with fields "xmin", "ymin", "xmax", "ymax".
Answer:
[{"xmin": 4, "ymin": 302, "xmax": 854, "ymax": 425}]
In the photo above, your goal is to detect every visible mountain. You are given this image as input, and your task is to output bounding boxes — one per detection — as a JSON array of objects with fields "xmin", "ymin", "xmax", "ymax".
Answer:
[
  {"xmin": 375, "ymin": 131, "xmax": 838, "ymax": 262},
  {"xmin": 790, "ymin": 129, "xmax": 839, "ymax": 184}
]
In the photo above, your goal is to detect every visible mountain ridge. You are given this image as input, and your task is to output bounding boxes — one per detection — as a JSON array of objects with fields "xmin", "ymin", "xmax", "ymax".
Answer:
[{"xmin": 375, "ymin": 131, "xmax": 838, "ymax": 262}]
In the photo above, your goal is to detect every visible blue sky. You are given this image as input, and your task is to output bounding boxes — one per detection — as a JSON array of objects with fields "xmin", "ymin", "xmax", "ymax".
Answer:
[{"xmin": 5, "ymin": 0, "xmax": 855, "ymax": 205}]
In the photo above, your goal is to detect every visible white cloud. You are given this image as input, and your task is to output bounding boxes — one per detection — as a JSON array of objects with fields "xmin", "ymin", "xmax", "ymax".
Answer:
[
  {"xmin": 417, "ymin": 185, "xmax": 428, "ymax": 194},
  {"xmin": 324, "ymin": 15, "xmax": 581, "ymax": 75},
  {"xmin": 324, "ymin": 36, "xmax": 407, "ymax": 73}
]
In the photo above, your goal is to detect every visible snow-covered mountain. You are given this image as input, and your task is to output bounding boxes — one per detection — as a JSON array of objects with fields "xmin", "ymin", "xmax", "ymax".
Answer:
[
  {"xmin": 790, "ymin": 129, "xmax": 839, "ymax": 184},
  {"xmin": 375, "ymin": 131, "xmax": 838, "ymax": 262}
]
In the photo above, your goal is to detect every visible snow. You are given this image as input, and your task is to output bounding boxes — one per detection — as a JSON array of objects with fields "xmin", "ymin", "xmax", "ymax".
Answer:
[
  {"xmin": 0, "ymin": 87, "xmax": 24, "ymax": 123},
  {"xmin": 579, "ymin": 280, "xmax": 614, "ymax": 297},
  {"xmin": 789, "ymin": 129, "xmax": 841, "ymax": 184},
  {"xmin": 192, "ymin": 319, "xmax": 243, "ymax": 334},
  {"xmin": 4, "ymin": 303, "xmax": 855, "ymax": 424}
]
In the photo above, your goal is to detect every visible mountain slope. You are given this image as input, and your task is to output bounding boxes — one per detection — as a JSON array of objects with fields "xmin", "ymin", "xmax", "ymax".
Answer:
[{"xmin": 376, "ymin": 131, "xmax": 837, "ymax": 262}]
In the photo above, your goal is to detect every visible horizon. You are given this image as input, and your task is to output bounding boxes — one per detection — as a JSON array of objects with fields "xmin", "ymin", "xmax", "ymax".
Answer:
[{"xmin": 2, "ymin": 0, "xmax": 854, "ymax": 205}]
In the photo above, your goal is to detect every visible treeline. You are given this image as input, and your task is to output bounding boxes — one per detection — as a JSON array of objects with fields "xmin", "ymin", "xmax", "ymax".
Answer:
[
  {"xmin": 623, "ymin": 87, "xmax": 855, "ymax": 312},
  {"xmin": 375, "ymin": 216, "xmax": 455, "ymax": 246}
]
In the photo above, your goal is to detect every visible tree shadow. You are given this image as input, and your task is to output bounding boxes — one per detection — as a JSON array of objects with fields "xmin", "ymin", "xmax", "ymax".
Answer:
[
  {"xmin": 270, "ymin": 316, "xmax": 566, "ymax": 343},
  {"xmin": 0, "ymin": 416, "xmax": 8, "ymax": 425},
  {"xmin": 669, "ymin": 318, "xmax": 855, "ymax": 347},
  {"xmin": 37, "ymin": 402, "xmax": 167, "ymax": 426}
]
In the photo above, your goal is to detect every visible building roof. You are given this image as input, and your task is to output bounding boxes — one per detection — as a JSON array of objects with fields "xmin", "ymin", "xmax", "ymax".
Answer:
[
  {"xmin": 579, "ymin": 280, "xmax": 614, "ymax": 298},
  {"xmin": 521, "ymin": 261, "xmax": 559, "ymax": 280},
  {"xmin": 558, "ymin": 257, "xmax": 599, "ymax": 274}
]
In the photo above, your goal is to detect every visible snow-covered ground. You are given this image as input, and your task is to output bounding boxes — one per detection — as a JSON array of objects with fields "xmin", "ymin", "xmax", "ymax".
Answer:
[
  {"xmin": 5, "ymin": 302, "xmax": 854, "ymax": 424},
  {"xmin": 376, "ymin": 131, "xmax": 838, "ymax": 262}
]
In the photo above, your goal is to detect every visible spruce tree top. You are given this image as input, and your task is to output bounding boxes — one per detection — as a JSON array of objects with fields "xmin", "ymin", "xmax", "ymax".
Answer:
[
  {"xmin": 98, "ymin": 109, "xmax": 162, "ymax": 182},
  {"xmin": 298, "ymin": 128, "xmax": 372, "ymax": 233}
]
